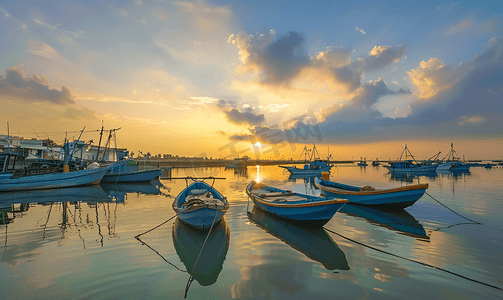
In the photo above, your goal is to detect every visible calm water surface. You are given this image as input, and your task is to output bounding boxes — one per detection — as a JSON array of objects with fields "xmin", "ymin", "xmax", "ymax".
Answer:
[{"xmin": 0, "ymin": 165, "xmax": 502, "ymax": 299}]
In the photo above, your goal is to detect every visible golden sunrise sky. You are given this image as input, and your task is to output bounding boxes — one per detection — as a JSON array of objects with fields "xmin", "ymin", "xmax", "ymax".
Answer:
[{"xmin": 1, "ymin": 1, "xmax": 502, "ymax": 160}]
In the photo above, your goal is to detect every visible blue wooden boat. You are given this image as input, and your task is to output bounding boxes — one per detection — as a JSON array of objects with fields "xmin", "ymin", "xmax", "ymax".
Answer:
[
  {"xmin": 315, "ymin": 178, "xmax": 428, "ymax": 208},
  {"xmin": 279, "ymin": 145, "xmax": 333, "ymax": 175},
  {"xmin": 172, "ymin": 218, "xmax": 229, "ymax": 286},
  {"xmin": 248, "ymin": 206, "xmax": 349, "ymax": 270},
  {"xmin": 245, "ymin": 181, "xmax": 348, "ymax": 226},
  {"xmin": 484, "ymin": 163, "xmax": 492, "ymax": 169},
  {"xmin": 172, "ymin": 179, "xmax": 229, "ymax": 230},
  {"xmin": 0, "ymin": 165, "xmax": 110, "ymax": 192},
  {"xmin": 102, "ymin": 160, "xmax": 173, "ymax": 182}
]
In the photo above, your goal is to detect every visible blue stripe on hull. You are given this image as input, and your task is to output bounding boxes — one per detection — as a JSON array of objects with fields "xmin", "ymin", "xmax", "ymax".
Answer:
[
  {"xmin": 320, "ymin": 189, "xmax": 425, "ymax": 206},
  {"xmin": 102, "ymin": 169, "xmax": 163, "ymax": 182},
  {"xmin": 0, "ymin": 167, "xmax": 109, "ymax": 192},
  {"xmin": 178, "ymin": 207, "xmax": 227, "ymax": 231},
  {"xmin": 251, "ymin": 197, "xmax": 344, "ymax": 223}
]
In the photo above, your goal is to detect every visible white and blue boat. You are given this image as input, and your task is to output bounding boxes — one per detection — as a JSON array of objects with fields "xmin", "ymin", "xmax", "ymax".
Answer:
[
  {"xmin": 102, "ymin": 159, "xmax": 173, "ymax": 183},
  {"xmin": 384, "ymin": 145, "xmax": 440, "ymax": 173},
  {"xmin": 0, "ymin": 165, "xmax": 111, "ymax": 192},
  {"xmin": 315, "ymin": 177, "xmax": 428, "ymax": 208},
  {"xmin": 280, "ymin": 145, "xmax": 333, "ymax": 175},
  {"xmin": 245, "ymin": 181, "xmax": 348, "ymax": 227},
  {"xmin": 172, "ymin": 179, "xmax": 229, "ymax": 230},
  {"xmin": 435, "ymin": 144, "xmax": 471, "ymax": 172}
]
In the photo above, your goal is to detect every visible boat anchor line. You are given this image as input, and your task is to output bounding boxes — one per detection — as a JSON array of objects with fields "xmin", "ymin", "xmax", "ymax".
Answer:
[
  {"xmin": 136, "ymin": 235, "xmax": 187, "ymax": 273},
  {"xmin": 324, "ymin": 228, "xmax": 503, "ymax": 292},
  {"xmin": 425, "ymin": 192, "xmax": 481, "ymax": 225},
  {"xmin": 184, "ymin": 209, "xmax": 220, "ymax": 299},
  {"xmin": 134, "ymin": 213, "xmax": 179, "ymax": 239}
]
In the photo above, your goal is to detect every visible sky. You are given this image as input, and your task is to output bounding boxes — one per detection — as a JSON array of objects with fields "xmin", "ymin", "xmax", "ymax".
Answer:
[{"xmin": 0, "ymin": 0, "xmax": 502, "ymax": 160}]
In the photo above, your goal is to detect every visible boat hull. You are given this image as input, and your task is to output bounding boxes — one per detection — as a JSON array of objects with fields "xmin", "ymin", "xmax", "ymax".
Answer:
[
  {"xmin": 177, "ymin": 207, "xmax": 227, "ymax": 230},
  {"xmin": 0, "ymin": 166, "xmax": 109, "ymax": 192},
  {"xmin": 384, "ymin": 164, "xmax": 438, "ymax": 173},
  {"xmin": 436, "ymin": 162, "xmax": 470, "ymax": 172},
  {"xmin": 102, "ymin": 168, "xmax": 165, "ymax": 182},
  {"xmin": 173, "ymin": 181, "xmax": 229, "ymax": 231},
  {"xmin": 280, "ymin": 166, "xmax": 332, "ymax": 176},
  {"xmin": 246, "ymin": 181, "xmax": 347, "ymax": 227},
  {"xmin": 315, "ymin": 178, "xmax": 427, "ymax": 208}
]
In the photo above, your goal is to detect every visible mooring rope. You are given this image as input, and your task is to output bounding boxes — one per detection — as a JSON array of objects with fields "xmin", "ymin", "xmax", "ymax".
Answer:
[
  {"xmin": 324, "ymin": 228, "xmax": 503, "ymax": 292},
  {"xmin": 425, "ymin": 192, "xmax": 481, "ymax": 225},
  {"xmin": 134, "ymin": 213, "xmax": 179, "ymax": 239},
  {"xmin": 136, "ymin": 235, "xmax": 187, "ymax": 272},
  {"xmin": 184, "ymin": 209, "xmax": 220, "ymax": 299}
]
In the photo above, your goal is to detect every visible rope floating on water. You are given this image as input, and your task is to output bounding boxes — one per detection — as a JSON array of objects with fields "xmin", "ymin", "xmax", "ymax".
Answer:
[
  {"xmin": 136, "ymin": 235, "xmax": 187, "ymax": 272},
  {"xmin": 324, "ymin": 228, "xmax": 503, "ymax": 292},
  {"xmin": 425, "ymin": 192, "xmax": 481, "ymax": 225},
  {"xmin": 134, "ymin": 213, "xmax": 178, "ymax": 239}
]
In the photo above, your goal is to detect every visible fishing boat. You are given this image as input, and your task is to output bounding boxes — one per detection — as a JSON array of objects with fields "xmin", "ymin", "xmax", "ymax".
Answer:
[
  {"xmin": 315, "ymin": 177, "xmax": 428, "ymax": 208},
  {"xmin": 172, "ymin": 178, "xmax": 229, "ymax": 230},
  {"xmin": 0, "ymin": 164, "xmax": 111, "ymax": 192},
  {"xmin": 172, "ymin": 218, "xmax": 229, "ymax": 287},
  {"xmin": 372, "ymin": 159, "xmax": 380, "ymax": 166},
  {"xmin": 101, "ymin": 160, "xmax": 173, "ymax": 183},
  {"xmin": 279, "ymin": 145, "xmax": 333, "ymax": 175},
  {"xmin": 436, "ymin": 144, "xmax": 471, "ymax": 172},
  {"xmin": 248, "ymin": 206, "xmax": 349, "ymax": 270},
  {"xmin": 245, "ymin": 181, "xmax": 348, "ymax": 226},
  {"xmin": 357, "ymin": 157, "xmax": 368, "ymax": 166},
  {"xmin": 484, "ymin": 163, "xmax": 493, "ymax": 169},
  {"xmin": 384, "ymin": 144, "xmax": 440, "ymax": 173}
]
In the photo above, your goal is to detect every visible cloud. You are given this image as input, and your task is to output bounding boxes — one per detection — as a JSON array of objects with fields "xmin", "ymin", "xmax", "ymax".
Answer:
[
  {"xmin": 0, "ymin": 65, "xmax": 74, "ymax": 104},
  {"xmin": 228, "ymin": 30, "xmax": 309, "ymax": 87},
  {"xmin": 228, "ymin": 30, "xmax": 406, "ymax": 98},
  {"xmin": 314, "ymin": 37, "xmax": 503, "ymax": 142},
  {"xmin": 355, "ymin": 26, "xmax": 366, "ymax": 35},
  {"xmin": 229, "ymin": 126, "xmax": 286, "ymax": 144},
  {"xmin": 224, "ymin": 107, "xmax": 265, "ymax": 125},
  {"xmin": 353, "ymin": 45, "xmax": 407, "ymax": 72},
  {"xmin": 63, "ymin": 107, "xmax": 98, "ymax": 120},
  {"xmin": 320, "ymin": 78, "xmax": 411, "ymax": 121},
  {"xmin": 407, "ymin": 57, "xmax": 457, "ymax": 99}
]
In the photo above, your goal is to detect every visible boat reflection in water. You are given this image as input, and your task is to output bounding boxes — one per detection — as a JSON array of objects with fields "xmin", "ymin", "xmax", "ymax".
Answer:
[
  {"xmin": 100, "ymin": 179, "xmax": 169, "ymax": 202},
  {"xmin": 287, "ymin": 174, "xmax": 320, "ymax": 196},
  {"xmin": 339, "ymin": 204, "xmax": 429, "ymax": 240},
  {"xmin": 0, "ymin": 186, "xmax": 111, "ymax": 206},
  {"xmin": 388, "ymin": 171, "xmax": 438, "ymax": 183},
  {"xmin": 172, "ymin": 217, "xmax": 230, "ymax": 286},
  {"xmin": 247, "ymin": 206, "xmax": 349, "ymax": 270}
]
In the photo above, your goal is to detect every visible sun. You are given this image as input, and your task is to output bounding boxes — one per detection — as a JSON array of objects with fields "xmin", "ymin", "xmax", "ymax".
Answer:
[{"xmin": 254, "ymin": 142, "xmax": 261, "ymax": 147}]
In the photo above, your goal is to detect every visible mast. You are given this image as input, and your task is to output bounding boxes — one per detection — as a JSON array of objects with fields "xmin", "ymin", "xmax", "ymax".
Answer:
[
  {"xmin": 6, "ymin": 122, "xmax": 10, "ymax": 153},
  {"xmin": 96, "ymin": 124, "xmax": 104, "ymax": 161}
]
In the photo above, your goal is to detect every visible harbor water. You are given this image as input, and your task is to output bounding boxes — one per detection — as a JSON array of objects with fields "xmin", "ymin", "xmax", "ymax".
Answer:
[{"xmin": 0, "ymin": 165, "xmax": 502, "ymax": 299}]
